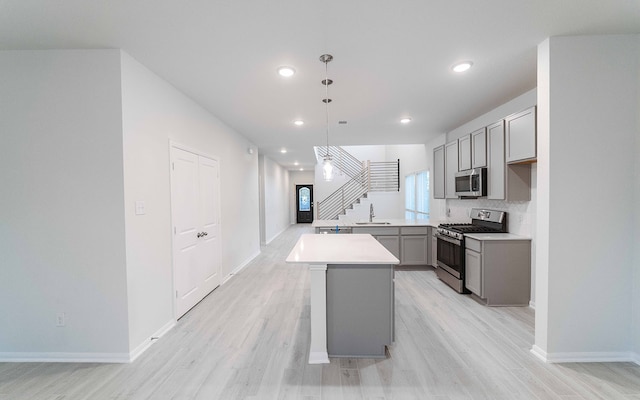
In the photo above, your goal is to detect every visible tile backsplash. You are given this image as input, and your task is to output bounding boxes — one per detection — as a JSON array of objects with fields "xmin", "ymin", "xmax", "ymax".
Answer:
[
  {"xmin": 443, "ymin": 164, "xmax": 537, "ymax": 238},
  {"xmin": 447, "ymin": 199, "xmax": 534, "ymax": 236}
]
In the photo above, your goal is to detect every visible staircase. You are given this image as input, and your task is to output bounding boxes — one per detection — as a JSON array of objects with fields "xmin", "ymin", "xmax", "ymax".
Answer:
[{"xmin": 315, "ymin": 146, "xmax": 400, "ymax": 220}]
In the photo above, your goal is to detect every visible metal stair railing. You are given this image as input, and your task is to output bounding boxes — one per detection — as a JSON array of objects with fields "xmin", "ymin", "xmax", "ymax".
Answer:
[
  {"xmin": 314, "ymin": 146, "xmax": 364, "ymax": 180},
  {"xmin": 367, "ymin": 159, "xmax": 400, "ymax": 192},
  {"xmin": 315, "ymin": 149, "xmax": 400, "ymax": 220},
  {"xmin": 317, "ymin": 169, "xmax": 369, "ymax": 220}
]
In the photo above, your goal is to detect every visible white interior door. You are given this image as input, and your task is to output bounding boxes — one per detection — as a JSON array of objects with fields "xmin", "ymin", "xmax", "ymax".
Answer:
[
  {"xmin": 171, "ymin": 146, "xmax": 222, "ymax": 318},
  {"xmin": 197, "ymin": 155, "xmax": 222, "ymax": 295}
]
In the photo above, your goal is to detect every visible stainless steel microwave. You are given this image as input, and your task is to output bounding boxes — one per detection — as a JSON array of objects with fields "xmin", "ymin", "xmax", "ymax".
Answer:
[{"xmin": 455, "ymin": 168, "xmax": 487, "ymax": 198}]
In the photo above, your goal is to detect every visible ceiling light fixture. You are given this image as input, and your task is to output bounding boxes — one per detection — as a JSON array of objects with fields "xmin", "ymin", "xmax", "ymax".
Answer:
[
  {"xmin": 400, "ymin": 117, "xmax": 412, "ymax": 124},
  {"xmin": 320, "ymin": 53, "xmax": 335, "ymax": 182},
  {"xmin": 280, "ymin": 148, "xmax": 287, "ymax": 153},
  {"xmin": 452, "ymin": 61, "xmax": 473, "ymax": 73},
  {"xmin": 277, "ymin": 66, "xmax": 296, "ymax": 77},
  {"xmin": 293, "ymin": 119, "xmax": 304, "ymax": 126}
]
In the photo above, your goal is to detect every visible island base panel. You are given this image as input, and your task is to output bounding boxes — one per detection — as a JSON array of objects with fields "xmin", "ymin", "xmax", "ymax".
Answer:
[{"xmin": 326, "ymin": 263, "xmax": 394, "ymax": 358}]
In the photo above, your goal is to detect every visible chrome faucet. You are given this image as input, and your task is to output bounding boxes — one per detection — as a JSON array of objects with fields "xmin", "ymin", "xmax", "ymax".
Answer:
[{"xmin": 369, "ymin": 203, "xmax": 375, "ymax": 222}]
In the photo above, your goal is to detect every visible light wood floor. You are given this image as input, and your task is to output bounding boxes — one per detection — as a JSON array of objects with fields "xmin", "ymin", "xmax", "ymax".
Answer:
[{"xmin": 2, "ymin": 224, "xmax": 640, "ymax": 399}]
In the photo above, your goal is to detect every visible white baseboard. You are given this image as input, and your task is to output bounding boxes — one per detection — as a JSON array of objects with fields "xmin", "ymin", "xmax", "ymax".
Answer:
[
  {"xmin": 128, "ymin": 319, "xmax": 176, "ymax": 363},
  {"xmin": 222, "ymin": 249, "xmax": 261, "ymax": 285},
  {"xmin": 530, "ymin": 345, "xmax": 547, "ymax": 362},
  {"xmin": 265, "ymin": 225, "xmax": 289, "ymax": 245},
  {"xmin": 308, "ymin": 351, "xmax": 330, "ymax": 364},
  {"xmin": 529, "ymin": 300, "xmax": 536, "ymax": 309},
  {"xmin": 0, "ymin": 351, "xmax": 131, "ymax": 363},
  {"xmin": 0, "ymin": 320, "xmax": 177, "ymax": 364},
  {"xmin": 530, "ymin": 345, "xmax": 637, "ymax": 364}
]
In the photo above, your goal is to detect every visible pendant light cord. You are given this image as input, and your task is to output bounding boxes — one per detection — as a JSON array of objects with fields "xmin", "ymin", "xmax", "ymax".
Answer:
[{"xmin": 324, "ymin": 59, "xmax": 330, "ymax": 158}]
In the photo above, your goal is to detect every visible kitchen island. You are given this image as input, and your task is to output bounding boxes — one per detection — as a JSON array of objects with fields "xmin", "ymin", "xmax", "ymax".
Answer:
[{"xmin": 286, "ymin": 234, "xmax": 399, "ymax": 363}]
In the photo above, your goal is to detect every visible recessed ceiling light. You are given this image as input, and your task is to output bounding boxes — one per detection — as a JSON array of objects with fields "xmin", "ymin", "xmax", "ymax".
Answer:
[
  {"xmin": 294, "ymin": 161, "xmax": 299, "ymax": 166},
  {"xmin": 400, "ymin": 117, "xmax": 412, "ymax": 124},
  {"xmin": 293, "ymin": 120, "xmax": 304, "ymax": 126},
  {"xmin": 280, "ymin": 148, "xmax": 287, "ymax": 153},
  {"xmin": 277, "ymin": 66, "xmax": 296, "ymax": 77},
  {"xmin": 452, "ymin": 61, "xmax": 473, "ymax": 73},
  {"xmin": 299, "ymin": 168, "xmax": 304, "ymax": 171}
]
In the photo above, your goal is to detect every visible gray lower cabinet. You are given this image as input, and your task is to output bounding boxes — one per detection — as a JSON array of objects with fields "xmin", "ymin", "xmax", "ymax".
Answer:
[
  {"xmin": 352, "ymin": 226, "xmax": 431, "ymax": 266},
  {"xmin": 400, "ymin": 227, "xmax": 429, "ymax": 265},
  {"xmin": 464, "ymin": 237, "xmax": 531, "ymax": 306},
  {"xmin": 465, "ymin": 247, "xmax": 482, "ymax": 296},
  {"xmin": 376, "ymin": 235, "xmax": 400, "ymax": 260},
  {"xmin": 326, "ymin": 263, "xmax": 394, "ymax": 357},
  {"xmin": 352, "ymin": 227, "xmax": 401, "ymax": 261},
  {"xmin": 431, "ymin": 234, "xmax": 438, "ymax": 267}
]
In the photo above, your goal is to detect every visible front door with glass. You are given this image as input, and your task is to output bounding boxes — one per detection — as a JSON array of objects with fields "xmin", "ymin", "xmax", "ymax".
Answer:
[{"xmin": 296, "ymin": 184, "xmax": 314, "ymax": 223}]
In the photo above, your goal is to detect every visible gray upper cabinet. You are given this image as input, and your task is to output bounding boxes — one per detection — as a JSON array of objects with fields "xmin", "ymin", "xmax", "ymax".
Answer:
[
  {"xmin": 487, "ymin": 121, "xmax": 506, "ymax": 200},
  {"xmin": 471, "ymin": 128, "xmax": 487, "ymax": 168},
  {"xmin": 444, "ymin": 140, "xmax": 459, "ymax": 199},
  {"xmin": 433, "ymin": 145, "xmax": 445, "ymax": 199},
  {"xmin": 505, "ymin": 106, "xmax": 536, "ymax": 163},
  {"xmin": 487, "ymin": 119, "xmax": 530, "ymax": 201},
  {"xmin": 458, "ymin": 134, "xmax": 471, "ymax": 171}
]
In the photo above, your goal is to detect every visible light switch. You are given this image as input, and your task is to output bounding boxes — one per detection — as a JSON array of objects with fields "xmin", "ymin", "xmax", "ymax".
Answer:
[{"xmin": 135, "ymin": 201, "xmax": 146, "ymax": 215}]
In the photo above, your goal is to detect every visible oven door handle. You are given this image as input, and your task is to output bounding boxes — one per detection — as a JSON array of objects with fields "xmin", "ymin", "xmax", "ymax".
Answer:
[{"xmin": 435, "ymin": 233, "xmax": 462, "ymax": 246}]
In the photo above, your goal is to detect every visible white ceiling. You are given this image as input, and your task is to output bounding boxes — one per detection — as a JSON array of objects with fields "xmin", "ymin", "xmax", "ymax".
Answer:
[{"xmin": 1, "ymin": 1, "xmax": 639, "ymax": 170}]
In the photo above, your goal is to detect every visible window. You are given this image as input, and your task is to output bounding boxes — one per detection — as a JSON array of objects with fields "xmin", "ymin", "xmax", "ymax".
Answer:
[{"xmin": 405, "ymin": 170, "xmax": 429, "ymax": 220}]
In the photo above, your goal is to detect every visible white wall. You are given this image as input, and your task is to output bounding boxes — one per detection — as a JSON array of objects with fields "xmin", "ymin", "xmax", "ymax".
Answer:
[
  {"xmin": 535, "ymin": 35, "xmax": 639, "ymax": 361},
  {"xmin": 120, "ymin": 52, "xmax": 260, "ymax": 354},
  {"xmin": 289, "ymin": 170, "xmax": 315, "ymax": 224},
  {"xmin": 0, "ymin": 50, "xmax": 130, "ymax": 359},
  {"xmin": 260, "ymin": 155, "xmax": 290, "ymax": 243},
  {"xmin": 448, "ymin": 89, "xmax": 537, "ymax": 141},
  {"xmin": 0, "ymin": 49, "xmax": 262, "ymax": 361}
]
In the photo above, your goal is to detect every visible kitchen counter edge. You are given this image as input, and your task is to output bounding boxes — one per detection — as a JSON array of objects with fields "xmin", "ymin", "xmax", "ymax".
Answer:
[{"xmin": 312, "ymin": 219, "xmax": 446, "ymax": 228}]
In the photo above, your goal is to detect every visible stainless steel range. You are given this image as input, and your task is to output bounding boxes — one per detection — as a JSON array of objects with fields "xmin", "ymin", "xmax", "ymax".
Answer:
[{"xmin": 435, "ymin": 209, "xmax": 507, "ymax": 293}]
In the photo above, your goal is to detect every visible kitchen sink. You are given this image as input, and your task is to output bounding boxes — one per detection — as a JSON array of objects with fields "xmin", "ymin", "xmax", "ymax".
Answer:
[{"xmin": 354, "ymin": 221, "xmax": 392, "ymax": 225}]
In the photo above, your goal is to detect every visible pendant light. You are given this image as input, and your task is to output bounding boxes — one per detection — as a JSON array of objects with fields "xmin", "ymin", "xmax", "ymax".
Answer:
[{"xmin": 320, "ymin": 53, "xmax": 334, "ymax": 181}]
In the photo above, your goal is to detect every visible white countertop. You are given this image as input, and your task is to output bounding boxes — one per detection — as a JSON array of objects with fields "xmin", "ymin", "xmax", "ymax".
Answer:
[
  {"xmin": 464, "ymin": 233, "xmax": 531, "ymax": 241},
  {"xmin": 312, "ymin": 219, "xmax": 446, "ymax": 228},
  {"xmin": 285, "ymin": 234, "xmax": 400, "ymax": 265}
]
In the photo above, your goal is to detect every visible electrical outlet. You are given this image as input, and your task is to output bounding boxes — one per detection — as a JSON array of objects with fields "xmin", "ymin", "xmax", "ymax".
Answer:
[
  {"xmin": 135, "ymin": 201, "xmax": 146, "ymax": 215},
  {"xmin": 56, "ymin": 312, "xmax": 66, "ymax": 327}
]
